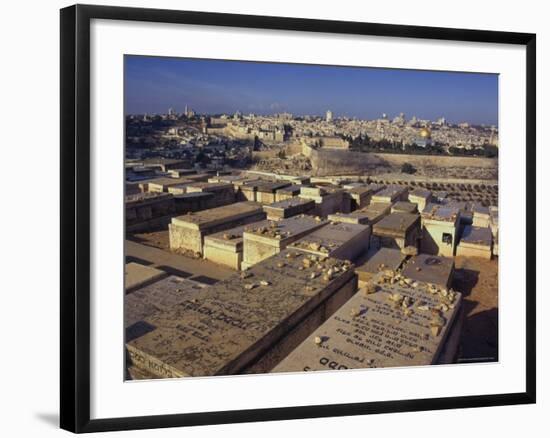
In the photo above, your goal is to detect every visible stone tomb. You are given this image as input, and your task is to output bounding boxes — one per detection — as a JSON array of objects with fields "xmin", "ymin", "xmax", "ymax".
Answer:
[
  {"xmin": 255, "ymin": 181, "xmax": 292, "ymax": 204},
  {"xmin": 299, "ymin": 186, "xmax": 347, "ymax": 217},
  {"xmin": 147, "ymin": 177, "xmax": 193, "ymax": 193},
  {"xmin": 327, "ymin": 211, "xmax": 371, "ymax": 225},
  {"xmin": 125, "ymin": 275, "xmax": 207, "ymax": 342},
  {"xmin": 346, "ymin": 186, "xmax": 373, "ymax": 210},
  {"xmin": 289, "ymin": 222, "xmax": 371, "ymax": 262},
  {"xmin": 238, "ymin": 180, "xmax": 265, "ymax": 202},
  {"xmin": 126, "ymin": 250, "xmax": 357, "ymax": 377},
  {"xmin": 185, "ymin": 182, "xmax": 235, "ymax": 208},
  {"xmin": 273, "ymin": 279, "xmax": 462, "ymax": 373},
  {"xmin": 391, "ymin": 201, "xmax": 418, "ymax": 214},
  {"xmin": 373, "ymin": 212, "xmax": 421, "ymax": 250},
  {"xmin": 169, "ymin": 202, "xmax": 266, "ymax": 255},
  {"xmin": 125, "ymin": 262, "xmax": 168, "ymax": 293},
  {"xmin": 472, "ymin": 204, "xmax": 491, "ymax": 228},
  {"xmin": 456, "ymin": 225, "xmax": 493, "ymax": 260},
  {"xmin": 408, "ymin": 188, "xmax": 432, "ymax": 213},
  {"xmin": 241, "ymin": 216, "xmax": 327, "ymax": 269},
  {"xmin": 263, "ymin": 198, "xmax": 315, "ymax": 220},
  {"xmin": 420, "ymin": 203, "xmax": 460, "ymax": 257},
  {"xmin": 371, "ymin": 185, "xmax": 408, "ymax": 205},
  {"xmin": 203, "ymin": 224, "xmax": 247, "ymax": 270},
  {"xmin": 359, "ymin": 202, "xmax": 391, "ymax": 225},
  {"xmin": 125, "ymin": 192, "xmax": 175, "ymax": 226},
  {"xmin": 275, "ymin": 185, "xmax": 302, "ymax": 202},
  {"xmin": 355, "ymin": 248, "xmax": 407, "ymax": 287},
  {"xmin": 401, "ymin": 254, "xmax": 455, "ymax": 289}
]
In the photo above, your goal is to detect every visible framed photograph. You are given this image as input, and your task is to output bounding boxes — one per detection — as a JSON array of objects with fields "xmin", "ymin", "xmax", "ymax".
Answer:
[{"xmin": 60, "ymin": 4, "xmax": 536, "ymax": 433}]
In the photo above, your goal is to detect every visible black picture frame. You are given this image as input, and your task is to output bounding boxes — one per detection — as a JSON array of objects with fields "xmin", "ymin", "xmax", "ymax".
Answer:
[{"xmin": 60, "ymin": 4, "xmax": 536, "ymax": 433}]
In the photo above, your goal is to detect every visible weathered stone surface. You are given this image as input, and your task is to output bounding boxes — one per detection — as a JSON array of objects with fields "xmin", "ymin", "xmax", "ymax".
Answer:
[
  {"xmin": 263, "ymin": 198, "xmax": 315, "ymax": 220},
  {"xmin": 373, "ymin": 212, "xmax": 421, "ymax": 249},
  {"xmin": 401, "ymin": 254, "xmax": 455, "ymax": 288},
  {"xmin": 358, "ymin": 202, "xmax": 391, "ymax": 224},
  {"xmin": 371, "ymin": 185, "xmax": 408, "ymax": 204},
  {"xmin": 126, "ymin": 250, "xmax": 356, "ymax": 378},
  {"xmin": 290, "ymin": 222, "xmax": 371, "ymax": 262},
  {"xmin": 391, "ymin": 201, "xmax": 418, "ymax": 214},
  {"xmin": 327, "ymin": 211, "xmax": 371, "ymax": 225},
  {"xmin": 456, "ymin": 225, "xmax": 493, "ymax": 259},
  {"xmin": 125, "ymin": 275, "xmax": 207, "ymax": 340},
  {"xmin": 203, "ymin": 224, "xmax": 247, "ymax": 270},
  {"xmin": 125, "ymin": 262, "xmax": 167, "ymax": 293},
  {"xmin": 273, "ymin": 279, "xmax": 462, "ymax": 373},
  {"xmin": 242, "ymin": 215, "xmax": 327, "ymax": 269},
  {"xmin": 420, "ymin": 204, "xmax": 461, "ymax": 257},
  {"xmin": 147, "ymin": 177, "xmax": 193, "ymax": 193},
  {"xmin": 356, "ymin": 248, "xmax": 407, "ymax": 286},
  {"xmin": 169, "ymin": 202, "xmax": 266, "ymax": 254}
]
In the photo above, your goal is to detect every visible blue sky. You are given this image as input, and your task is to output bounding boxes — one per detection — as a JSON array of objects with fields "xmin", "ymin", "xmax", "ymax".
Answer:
[{"xmin": 125, "ymin": 55, "xmax": 498, "ymax": 125}]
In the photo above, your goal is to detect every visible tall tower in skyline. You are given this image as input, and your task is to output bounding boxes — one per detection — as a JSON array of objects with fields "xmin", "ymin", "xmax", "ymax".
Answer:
[{"xmin": 325, "ymin": 110, "xmax": 333, "ymax": 123}]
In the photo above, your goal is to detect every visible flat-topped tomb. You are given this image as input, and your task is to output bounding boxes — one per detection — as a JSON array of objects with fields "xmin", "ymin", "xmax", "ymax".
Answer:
[
  {"xmin": 126, "ymin": 250, "xmax": 357, "ymax": 377},
  {"xmin": 169, "ymin": 202, "xmax": 266, "ymax": 254}
]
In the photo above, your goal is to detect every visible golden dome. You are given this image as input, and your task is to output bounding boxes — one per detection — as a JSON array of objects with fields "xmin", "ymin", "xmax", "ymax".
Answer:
[{"xmin": 419, "ymin": 127, "xmax": 431, "ymax": 138}]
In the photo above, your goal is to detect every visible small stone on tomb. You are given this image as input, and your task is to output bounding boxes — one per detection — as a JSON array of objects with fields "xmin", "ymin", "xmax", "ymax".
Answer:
[{"xmin": 314, "ymin": 336, "xmax": 323, "ymax": 346}]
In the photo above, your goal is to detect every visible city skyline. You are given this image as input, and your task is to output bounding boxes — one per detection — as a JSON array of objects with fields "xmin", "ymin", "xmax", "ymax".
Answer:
[{"xmin": 125, "ymin": 55, "xmax": 499, "ymax": 125}]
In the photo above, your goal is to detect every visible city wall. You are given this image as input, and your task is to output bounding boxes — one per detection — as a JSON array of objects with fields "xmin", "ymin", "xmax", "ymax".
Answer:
[{"xmin": 300, "ymin": 142, "xmax": 497, "ymax": 176}]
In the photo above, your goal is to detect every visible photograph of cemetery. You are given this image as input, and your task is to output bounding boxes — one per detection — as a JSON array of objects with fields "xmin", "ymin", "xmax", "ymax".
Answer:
[{"xmin": 124, "ymin": 56, "xmax": 499, "ymax": 379}]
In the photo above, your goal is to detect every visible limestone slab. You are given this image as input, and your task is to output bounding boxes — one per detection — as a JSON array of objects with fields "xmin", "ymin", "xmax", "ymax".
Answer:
[
  {"xmin": 125, "ymin": 262, "xmax": 168, "ymax": 293},
  {"xmin": 273, "ymin": 280, "xmax": 461, "ymax": 372},
  {"xmin": 263, "ymin": 198, "xmax": 315, "ymax": 220},
  {"xmin": 242, "ymin": 216, "xmax": 327, "ymax": 268},
  {"xmin": 125, "ymin": 275, "xmax": 207, "ymax": 338},
  {"xmin": 401, "ymin": 254, "xmax": 455, "ymax": 288},
  {"xmin": 126, "ymin": 250, "xmax": 356, "ymax": 377},
  {"xmin": 356, "ymin": 248, "xmax": 407, "ymax": 285},
  {"xmin": 289, "ymin": 222, "xmax": 371, "ymax": 262}
]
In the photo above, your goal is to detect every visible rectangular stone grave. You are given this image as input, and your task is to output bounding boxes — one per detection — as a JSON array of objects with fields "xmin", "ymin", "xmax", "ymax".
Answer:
[
  {"xmin": 327, "ymin": 211, "xmax": 371, "ymax": 225},
  {"xmin": 263, "ymin": 198, "xmax": 315, "ymax": 220},
  {"xmin": 125, "ymin": 192, "xmax": 175, "ymax": 226},
  {"xmin": 241, "ymin": 216, "xmax": 327, "ymax": 269},
  {"xmin": 359, "ymin": 202, "xmax": 391, "ymax": 224},
  {"xmin": 169, "ymin": 202, "xmax": 266, "ymax": 255},
  {"xmin": 401, "ymin": 254, "xmax": 455, "ymax": 289},
  {"xmin": 255, "ymin": 182, "xmax": 291, "ymax": 204},
  {"xmin": 472, "ymin": 204, "xmax": 491, "ymax": 228},
  {"xmin": 273, "ymin": 279, "xmax": 462, "ymax": 373},
  {"xmin": 203, "ymin": 224, "xmax": 247, "ymax": 270},
  {"xmin": 373, "ymin": 212, "xmax": 420, "ymax": 250},
  {"xmin": 275, "ymin": 185, "xmax": 302, "ymax": 202},
  {"xmin": 408, "ymin": 188, "xmax": 432, "ymax": 212},
  {"xmin": 420, "ymin": 203, "xmax": 460, "ymax": 257},
  {"xmin": 456, "ymin": 225, "xmax": 493, "ymax": 260},
  {"xmin": 147, "ymin": 177, "xmax": 193, "ymax": 193},
  {"xmin": 355, "ymin": 248, "xmax": 407, "ymax": 287},
  {"xmin": 125, "ymin": 275, "xmax": 207, "ymax": 341},
  {"xmin": 346, "ymin": 186, "xmax": 373, "ymax": 210},
  {"xmin": 185, "ymin": 182, "xmax": 235, "ymax": 208},
  {"xmin": 391, "ymin": 201, "xmax": 418, "ymax": 214},
  {"xmin": 300, "ymin": 187, "xmax": 346, "ymax": 217},
  {"xmin": 289, "ymin": 222, "xmax": 371, "ymax": 262},
  {"xmin": 126, "ymin": 250, "xmax": 357, "ymax": 378},
  {"xmin": 371, "ymin": 185, "xmax": 408, "ymax": 204},
  {"xmin": 125, "ymin": 262, "xmax": 168, "ymax": 293}
]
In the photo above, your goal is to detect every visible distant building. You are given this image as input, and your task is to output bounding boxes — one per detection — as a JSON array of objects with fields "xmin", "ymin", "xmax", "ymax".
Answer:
[
  {"xmin": 326, "ymin": 110, "xmax": 333, "ymax": 123},
  {"xmin": 413, "ymin": 127, "xmax": 433, "ymax": 148}
]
